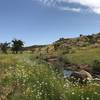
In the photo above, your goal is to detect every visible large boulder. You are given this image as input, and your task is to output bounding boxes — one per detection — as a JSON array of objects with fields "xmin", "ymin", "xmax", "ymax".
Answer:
[{"xmin": 70, "ymin": 70, "xmax": 93, "ymax": 84}]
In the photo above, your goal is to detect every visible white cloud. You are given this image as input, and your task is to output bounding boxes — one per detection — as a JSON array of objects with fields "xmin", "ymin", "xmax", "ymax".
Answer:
[
  {"xmin": 64, "ymin": 0, "xmax": 100, "ymax": 14},
  {"xmin": 37, "ymin": 0, "xmax": 100, "ymax": 14},
  {"xmin": 59, "ymin": 7, "xmax": 81, "ymax": 12}
]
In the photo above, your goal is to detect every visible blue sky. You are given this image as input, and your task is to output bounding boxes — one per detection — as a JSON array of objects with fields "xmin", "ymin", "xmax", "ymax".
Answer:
[{"xmin": 0, "ymin": 0, "xmax": 100, "ymax": 46}]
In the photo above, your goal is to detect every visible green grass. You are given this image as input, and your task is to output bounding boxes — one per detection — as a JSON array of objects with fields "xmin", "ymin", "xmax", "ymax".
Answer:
[
  {"xmin": 0, "ymin": 53, "xmax": 100, "ymax": 100},
  {"xmin": 65, "ymin": 48, "xmax": 100, "ymax": 65}
]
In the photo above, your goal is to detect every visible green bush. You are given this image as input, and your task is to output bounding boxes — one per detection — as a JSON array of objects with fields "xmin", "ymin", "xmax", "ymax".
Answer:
[{"xmin": 92, "ymin": 60, "xmax": 100, "ymax": 71}]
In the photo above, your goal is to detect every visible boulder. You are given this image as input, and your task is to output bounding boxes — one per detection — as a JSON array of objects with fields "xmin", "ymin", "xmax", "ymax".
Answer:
[{"xmin": 70, "ymin": 70, "xmax": 93, "ymax": 84}]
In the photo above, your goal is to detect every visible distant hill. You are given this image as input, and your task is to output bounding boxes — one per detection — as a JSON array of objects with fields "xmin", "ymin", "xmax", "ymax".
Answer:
[
  {"xmin": 24, "ymin": 45, "xmax": 46, "ymax": 51},
  {"xmin": 24, "ymin": 33, "xmax": 100, "ymax": 52},
  {"xmin": 54, "ymin": 33, "xmax": 100, "ymax": 48}
]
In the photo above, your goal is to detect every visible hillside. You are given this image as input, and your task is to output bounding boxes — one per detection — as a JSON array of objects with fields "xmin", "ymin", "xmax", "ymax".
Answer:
[
  {"xmin": 25, "ymin": 33, "xmax": 100, "ymax": 52},
  {"xmin": 54, "ymin": 33, "xmax": 100, "ymax": 48},
  {"xmin": 26, "ymin": 33, "xmax": 100, "ymax": 76}
]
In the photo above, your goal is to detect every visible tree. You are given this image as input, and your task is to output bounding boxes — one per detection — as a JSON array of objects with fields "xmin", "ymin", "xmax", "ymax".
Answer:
[
  {"xmin": 46, "ymin": 47, "xmax": 49, "ymax": 53},
  {"xmin": 80, "ymin": 34, "xmax": 83, "ymax": 37},
  {"xmin": 87, "ymin": 35, "xmax": 97, "ymax": 44},
  {"xmin": 11, "ymin": 39, "xmax": 24, "ymax": 54},
  {"xmin": 0, "ymin": 42, "xmax": 10, "ymax": 54},
  {"xmin": 53, "ymin": 43, "xmax": 60, "ymax": 51}
]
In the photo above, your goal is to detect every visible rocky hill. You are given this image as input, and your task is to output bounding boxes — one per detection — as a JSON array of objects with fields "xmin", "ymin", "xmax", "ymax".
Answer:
[
  {"xmin": 25, "ymin": 33, "xmax": 100, "ymax": 52},
  {"xmin": 53, "ymin": 33, "xmax": 100, "ymax": 49}
]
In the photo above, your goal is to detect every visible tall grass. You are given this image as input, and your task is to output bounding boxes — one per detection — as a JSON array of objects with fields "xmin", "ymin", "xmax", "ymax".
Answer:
[
  {"xmin": 0, "ymin": 54, "xmax": 100, "ymax": 100},
  {"xmin": 66, "ymin": 48, "xmax": 100, "ymax": 65}
]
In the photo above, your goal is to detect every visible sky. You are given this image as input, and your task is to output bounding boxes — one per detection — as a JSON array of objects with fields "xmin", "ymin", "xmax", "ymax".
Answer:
[{"xmin": 0, "ymin": 0, "xmax": 100, "ymax": 46}]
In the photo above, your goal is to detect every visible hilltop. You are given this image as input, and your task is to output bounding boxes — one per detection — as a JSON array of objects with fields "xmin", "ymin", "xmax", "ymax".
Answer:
[{"xmin": 25, "ymin": 33, "xmax": 100, "ymax": 54}]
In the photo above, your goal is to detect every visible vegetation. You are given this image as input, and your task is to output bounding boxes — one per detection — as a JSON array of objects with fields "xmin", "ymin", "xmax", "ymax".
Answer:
[
  {"xmin": 0, "ymin": 54, "xmax": 100, "ymax": 100},
  {"xmin": 92, "ymin": 60, "xmax": 100, "ymax": 71},
  {"xmin": 0, "ymin": 33, "xmax": 100, "ymax": 99},
  {"xmin": 0, "ymin": 42, "xmax": 10, "ymax": 54},
  {"xmin": 66, "ymin": 48, "xmax": 100, "ymax": 65},
  {"xmin": 11, "ymin": 39, "xmax": 24, "ymax": 54}
]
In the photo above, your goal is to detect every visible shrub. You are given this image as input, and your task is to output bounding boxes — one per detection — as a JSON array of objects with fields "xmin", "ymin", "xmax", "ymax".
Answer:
[{"xmin": 92, "ymin": 60, "xmax": 100, "ymax": 72}]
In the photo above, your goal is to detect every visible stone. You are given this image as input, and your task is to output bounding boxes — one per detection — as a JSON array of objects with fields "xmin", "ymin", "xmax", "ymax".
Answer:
[{"xmin": 70, "ymin": 70, "xmax": 93, "ymax": 84}]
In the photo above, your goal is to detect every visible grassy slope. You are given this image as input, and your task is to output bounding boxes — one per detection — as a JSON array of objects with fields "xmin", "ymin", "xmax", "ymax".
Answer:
[{"xmin": 64, "ymin": 48, "xmax": 100, "ymax": 65}]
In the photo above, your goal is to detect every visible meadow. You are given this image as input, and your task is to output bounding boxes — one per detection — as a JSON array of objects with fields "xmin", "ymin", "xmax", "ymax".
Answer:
[
  {"xmin": 0, "ymin": 53, "xmax": 100, "ymax": 100},
  {"xmin": 66, "ymin": 47, "xmax": 100, "ymax": 65}
]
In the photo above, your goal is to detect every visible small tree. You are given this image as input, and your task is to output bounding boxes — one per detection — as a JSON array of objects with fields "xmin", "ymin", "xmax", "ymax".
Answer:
[
  {"xmin": 11, "ymin": 39, "xmax": 24, "ymax": 54},
  {"xmin": 0, "ymin": 42, "xmax": 10, "ymax": 54},
  {"xmin": 54, "ymin": 43, "xmax": 60, "ymax": 51},
  {"xmin": 46, "ymin": 47, "xmax": 49, "ymax": 53}
]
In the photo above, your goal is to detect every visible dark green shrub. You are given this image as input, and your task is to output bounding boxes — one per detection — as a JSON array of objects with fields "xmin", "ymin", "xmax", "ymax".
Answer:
[{"xmin": 92, "ymin": 60, "xmax": 100, "ymax": 72}]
